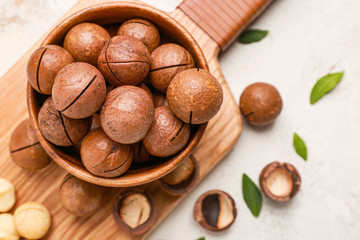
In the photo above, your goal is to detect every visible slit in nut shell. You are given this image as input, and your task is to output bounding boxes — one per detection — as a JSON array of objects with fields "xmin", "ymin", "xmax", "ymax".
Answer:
[
  {"xmin": 193, "ymin": 190, "xmax": 237, "ymax": 231},
  {"xmin": 160, "ymin": 156, "xmax": 198, "ymax": 195},
  {"xmin": 113, "ymin": 189, "xmax": 156, "ymax": 235},
  {"xmin": 259, "ymin": 162, "xmax": 301, "ymax": 202}
]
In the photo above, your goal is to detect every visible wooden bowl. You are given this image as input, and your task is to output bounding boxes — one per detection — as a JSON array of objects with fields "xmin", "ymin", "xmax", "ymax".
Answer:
[{"xmin": 27, "ymin": 2, "xmax": 208, "ymax": 187}]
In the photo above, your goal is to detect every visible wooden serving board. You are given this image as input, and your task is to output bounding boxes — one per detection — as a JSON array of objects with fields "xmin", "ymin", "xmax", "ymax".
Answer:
[{"xmin": 0, "ymin": 0, "xmax": 272, "ymax": 239}]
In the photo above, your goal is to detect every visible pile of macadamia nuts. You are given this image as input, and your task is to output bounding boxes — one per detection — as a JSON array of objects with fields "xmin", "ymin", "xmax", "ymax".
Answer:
[{"xmin": 27, "ymin": 18, "xmax": 223, "ymax": 178}]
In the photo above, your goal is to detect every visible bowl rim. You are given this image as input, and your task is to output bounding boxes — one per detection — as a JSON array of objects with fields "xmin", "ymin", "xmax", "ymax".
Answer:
[{"xmin": 27, "ymin": 1, "xmax": 208, "ymax": 187}]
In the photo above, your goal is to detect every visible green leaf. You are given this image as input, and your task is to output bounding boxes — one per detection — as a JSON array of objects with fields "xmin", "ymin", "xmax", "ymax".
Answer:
[
  {"xmin": 242, "ymin": 174, "xmax": 262, "ymax": 217},
  {"xmin": 238, "ymin": 29, "xmax": 268, "ymax": 44},
  {"xmin": 196, "ymin": 238, "xmax": 205, "ymax": 240},
  {"xmin": 293, "ymin": 133, "xmax": 307, "ymax": 161},
  {"xmin": 310, "ymin": 72, "xmax": 344, "ymax": 104}
]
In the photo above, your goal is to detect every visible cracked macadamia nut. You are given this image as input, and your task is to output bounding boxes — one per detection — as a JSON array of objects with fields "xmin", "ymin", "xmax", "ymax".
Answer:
[
  {"xmin": 81, "ymin": 128, "xmax": 133, "ymax": 177},
  {"xmin": 52, "ymin": 62, "xmax": 106, "ymax": 119},
  {"xmin": 38, "ymin": 97, "xmax": 91, "ymax": 146},
  {"xmin": 27, "ymin": 45, "xmax": 74, "ymax": 95},
  {"xmin": 259, "ymin": 162, "xmax": 301, "ymax": 202},
  {"xmin": 64, "ymin": 23, "xmax": 110, "ymax": 66},
  {"xmin": 240, "ymin": 82, "xmax": 283, "ymax": 126},
  {"xmin": 167, "ymin": 68, "xmax": 223, "ymax": 124},
  {"xmin": 160, "ymin": 156, "xmax": 198, "ymax": 195},
  {"xmin": 194, "ymin": 190, "xmax": 237, "ymax": 231},
  {"xmin": 142, "ymin": 106, "xmax": 190, "ymax": 157},
  {"xmin": 100, "ymin": 86, "xmax": 154, "ymax": 144},
  {"xmin": 97, "ymin": 35, "xmax": 150, "ymax": 86},
  {"xmin": 59, "ymin": 175, "xmax": 103, "ymax": 217},
  {"xmin": 9, "ymin": 119, "xmax": 50, "ymax": 170},
  {"xmin": 117, "ymin": 18, "xmax": 160, "ymax": 52},
  {"xmin": 14, "ymin": 202, "xmax": 51, "ymax": 239},
  {"xmin": 0, "ymin": 178, "xmax": 15, "ymax": 213},
  {"xmin": 113, "ymin": 189, "xmax": 156, "ymax": 235},
  {"xmin": 132, "ymin": 141, "xmax": 152, "ymax": 164},
  {"xmin": 0, "ymin": 213, "xmax": 20, "ymax": 240},
  {"xmin": 149, "ymin": 43, "xmax": 195, "ymax": 93}
]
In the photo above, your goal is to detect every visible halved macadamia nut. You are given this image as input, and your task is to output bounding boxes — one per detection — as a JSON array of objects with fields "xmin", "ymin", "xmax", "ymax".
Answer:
[
  {"xmin": 193, "ymin": 190, "xmax": 237, "ymax": 231},
  {"xmin": 113, "ymin": 189, "xmax": 156, "ymax": 235},
  {"xmin": 259, "ymin": 162, "xmax": 301, "ymax": 201},
  {"xmin": 160, "ymin": 156, "xmax": 198, "ymax": 195}
]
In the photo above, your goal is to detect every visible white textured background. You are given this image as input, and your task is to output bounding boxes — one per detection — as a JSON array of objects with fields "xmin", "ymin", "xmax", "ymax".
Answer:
[{"xmin": 1, "ymin": 0, "xmax": 360, "ymax": 239}]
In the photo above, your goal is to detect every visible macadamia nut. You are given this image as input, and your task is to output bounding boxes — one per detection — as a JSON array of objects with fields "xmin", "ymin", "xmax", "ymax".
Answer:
[
  {"xmin": 0, "ymin": 179, "xmax": 15, "ymax": 213},
  {"xmin": 117, "ymin": 18, "xmax": 160, "ymax": 52},
  {"xmin": 14, "ymin": 202, "xmax": 51, "ymax": 239},
  {"xmin": 9, "ymin": 119, "xmax": 50, "ymax": 170},
  {"xmin": 0, "ymin": 213, "xmax": 20, "ymax": 240},
  {"xmin": 167, "ymin": 68, "xmax": 223, "ymax": 124},
  {"xmin": 27, "ymin": 45, "xmax": 74, "ymax": 95},
  {"xmin": 64, "ymin": 23, "xmax": 110, "ymax": 66}
]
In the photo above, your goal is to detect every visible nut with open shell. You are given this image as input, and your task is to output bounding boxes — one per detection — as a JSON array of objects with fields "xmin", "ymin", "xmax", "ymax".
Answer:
[
  {"xmin": 113, "ymin": 189, "xmax": 156, "ymax": 235},
  {"xmin": 259, "ymin": 162, "xmax": 301, "ymax": 201},
  {"xmin": 193, "ymin": 190, "xmax": 237, "ymax": 231}
]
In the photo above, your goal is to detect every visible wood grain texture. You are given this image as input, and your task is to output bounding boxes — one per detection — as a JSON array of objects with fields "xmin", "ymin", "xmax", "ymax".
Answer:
[
  {"xmin": 0, "ymin": 0, "xmax": 243, "ymax": 239},
  {"xmin": 178, "ymin": 0, "xmax": 274, "ymax": 50}
]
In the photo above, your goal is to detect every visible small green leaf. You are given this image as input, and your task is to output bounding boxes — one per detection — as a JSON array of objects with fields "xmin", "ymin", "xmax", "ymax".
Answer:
[
  {"xmin": 242, "ymin": 174, "xmax": 262, "ymax": 217},
  {"xmin": 293, "ymin": 133, "xmax": 307, "ymax": 161},
  {"xmin": 238, "ymin": 29, "xmax": 268, "ymax": 44},
  {"xmin": 310, "ymin": 72, "xmax": 344, "ymax": 104},
  {"xmin": 196, "ymin": 237, "xmax": 205, "ymax": 240}
]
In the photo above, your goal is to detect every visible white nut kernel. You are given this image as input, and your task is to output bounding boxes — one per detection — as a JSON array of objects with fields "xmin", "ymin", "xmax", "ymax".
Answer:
[
  {"xmin": 14, "ymin": 202, "xmax": 51, "ymax": 239},
  {"xmin": 0, "ymin": 178, "xmax": 15, "ymax": 212}
]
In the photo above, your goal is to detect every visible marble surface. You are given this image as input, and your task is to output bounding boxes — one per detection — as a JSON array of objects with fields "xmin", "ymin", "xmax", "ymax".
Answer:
[{"xmin": 1, "ymin": 0, "xmax": 360, "ymax": 239}]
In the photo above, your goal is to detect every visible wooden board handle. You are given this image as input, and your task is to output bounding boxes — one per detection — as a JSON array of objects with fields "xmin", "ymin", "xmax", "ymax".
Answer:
[{"xmin": 178, "ymin": 0, "xmax": 274, "ymax": 51}]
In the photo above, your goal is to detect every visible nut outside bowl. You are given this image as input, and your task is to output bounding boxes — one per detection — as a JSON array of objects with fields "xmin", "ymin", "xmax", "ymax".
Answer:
[{"xmin": 27, "ymin": 2, "xmax": 208, "ymax": 187}]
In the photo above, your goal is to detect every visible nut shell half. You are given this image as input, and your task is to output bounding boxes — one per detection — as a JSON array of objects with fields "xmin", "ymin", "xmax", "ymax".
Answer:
[
  {"xmin": 259, "ymin": 162, "xmax": 301, "ymax": 202},
  {"xmin": 193, "ymin": 190, "xmax": 237, "ymax": 231},
  {"xmin": 160, "ymin": 155, "xmax": 198, "ymax": 195},
  {"xmin": 113, "ymin": 189, "xmax": 156, "ymax": 235}
]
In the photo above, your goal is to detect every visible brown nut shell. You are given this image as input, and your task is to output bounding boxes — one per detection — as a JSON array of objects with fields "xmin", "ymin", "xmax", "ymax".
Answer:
[
  {"xmin": 117, "ymin": 18, "xmax": 160, "ymax": 52},
  {"xmin": 64, "ymin": 23, "xmax": 110, "ymax": 66},
  {"xmin": 149, "ymin": 43, "xmax": 195, "ymax": 93},
  {"xmin": 38, "ymin": 97, "xmax": 91, "ymax": 146},
  {"xmin": 81, "ymin": 128, "xmax": 133, "ymax": 178},
  {"xmin": 59, "ymin": 175, "xmax": 103, "ymax": 217},
  {"xmin": 132, "ymin": 141, "xmax": 153, "ymax": 165},
  {"xmin": 97, "ymin": 35, "xmax": 150, "ymax": 86},
  {"xmin": 138, "ymin": 82, "xmax": 153, "ymax": 99},
  {"xmin": 194, "ymin": 190, "xmax": 237, "ymax": 231},
  {"xmin": 52, "ymin": 62, "xmax": 106, "ymax": 119},
  {"xmin": 259, "ymin": 162, "xmax": 301, "ymax": 202},
  {"xmin": 142, "ymin": 106, "xmax": 190, "ymax": 157},
  {"xmin": 113, "ymin": 189, "xmax": 156, "ymax": 235},
  {"xmin": 27, "ymin": 45, "xmax": 74, "ymax": 95},
  {"xmin": 167, "ymin": 68, "xmax": 223, "ymax": 124},
  {"xmin": 9, "ymin": 119, "xmax": 50, "ymax": 170},
  {"xmin": 240, "ymin": 82, "xmax": 283, "ymax": 126},
  {"xmin": 160, "ymin": 155, "xmax": 198, "ymax": 195},
  {"xmin": 100, "ymin": 86, "xmax": 154, "ymax": 144}
]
